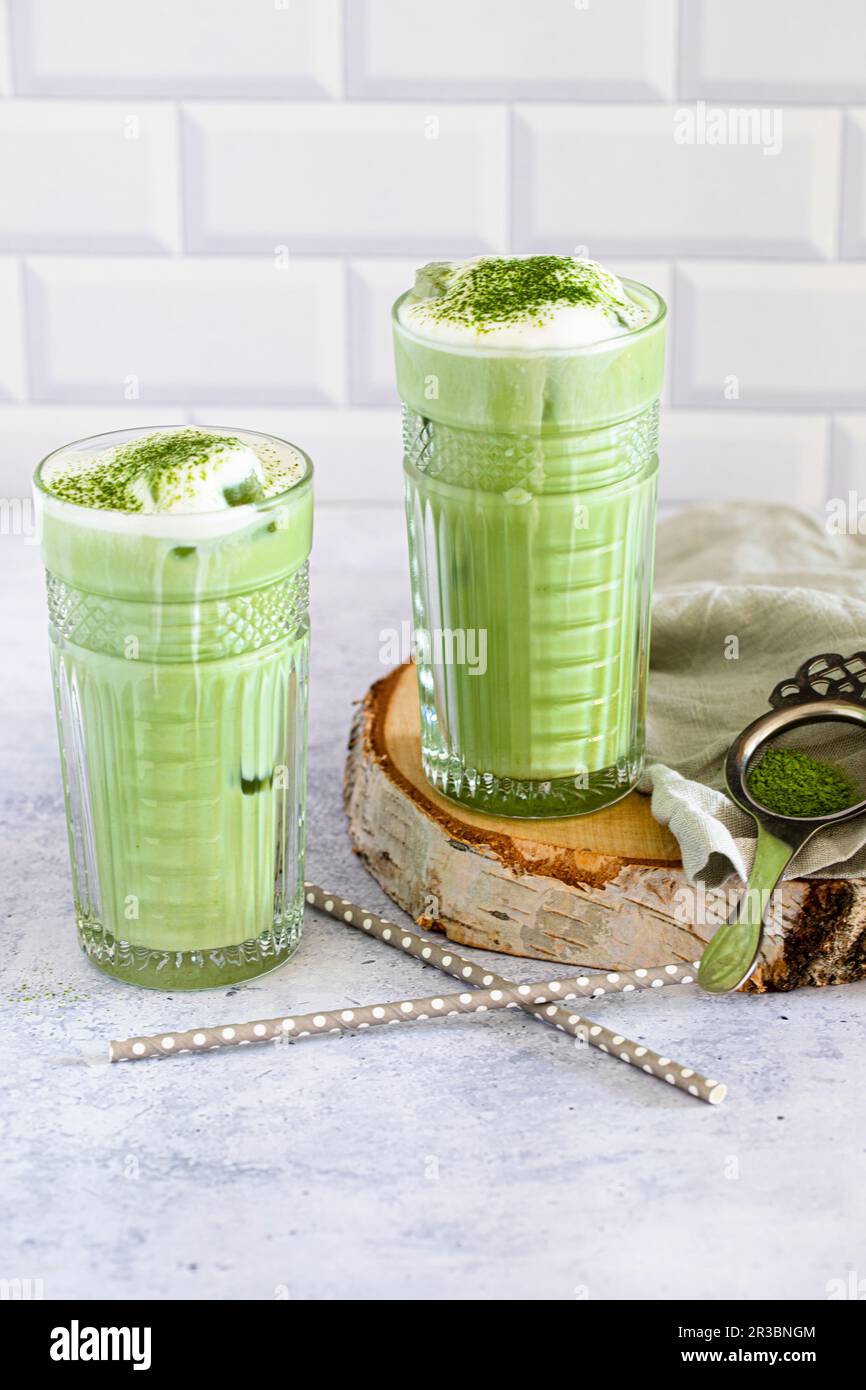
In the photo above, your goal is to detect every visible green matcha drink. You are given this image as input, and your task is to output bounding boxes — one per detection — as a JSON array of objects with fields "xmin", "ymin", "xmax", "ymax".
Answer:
[
  {"xmin": 393, "ymin": 256, "xmax": 666, "ymax": 817},
  {"xmin": 34, "ymin": 426, "xmax": 313, "ymax": 988}
]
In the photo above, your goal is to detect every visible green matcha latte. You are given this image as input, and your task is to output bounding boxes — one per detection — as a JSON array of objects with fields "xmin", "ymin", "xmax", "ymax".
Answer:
[
  {"xmin": 35, "ymin": 426, "xmax": 313, "ymax": 989},
  {"xmin": 393, "ymin": 256, "xmax": 666, "ymax": 816}
]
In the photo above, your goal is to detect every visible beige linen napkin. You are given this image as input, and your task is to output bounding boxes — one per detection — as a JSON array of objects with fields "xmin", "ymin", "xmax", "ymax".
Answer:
[{"xmin": 640, "ymin": 503, "xmax": 866, "ymax": 886}]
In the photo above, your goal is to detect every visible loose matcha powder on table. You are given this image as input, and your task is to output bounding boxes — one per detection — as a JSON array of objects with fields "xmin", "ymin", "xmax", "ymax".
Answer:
[
  {"xmin": 747, "ymin": 748, "xmax": 857, "ymax": 818},
  {"xmin": 411, "ymin": 255, "xmax": 646, "ymax": 335}
]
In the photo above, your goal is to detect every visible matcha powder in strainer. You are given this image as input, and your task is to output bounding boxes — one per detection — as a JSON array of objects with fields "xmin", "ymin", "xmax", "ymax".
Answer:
[{"xmin": 747, "ymin": 747, "xmax": 857, "ymax": 818}]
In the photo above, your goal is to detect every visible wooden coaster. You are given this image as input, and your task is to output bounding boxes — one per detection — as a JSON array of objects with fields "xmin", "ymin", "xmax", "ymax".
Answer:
[{"xmin": 344, "ymin": 664, "xmax": 866, "ymax": 991}]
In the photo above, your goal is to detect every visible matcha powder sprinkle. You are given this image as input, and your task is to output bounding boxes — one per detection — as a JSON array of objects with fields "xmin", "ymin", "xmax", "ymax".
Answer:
[
  {"xmin": 413, "ymin": 256, "xmax": 643, "ymax": 334},
  {"xmin": 747, "ymin": 748, "xmax": 857, "ymax": 818},
  {"xmin": 44, "ymin": 429, "xmax": 246, "ymax": 512}
]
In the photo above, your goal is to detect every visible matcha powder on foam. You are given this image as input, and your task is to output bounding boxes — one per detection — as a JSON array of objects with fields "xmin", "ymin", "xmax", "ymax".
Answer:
[
  {"xmin": 405, "ymin": 255, "xmax": 650, "ymax": 338},
  {"xmin": 42, "ymin": 427, "xmax": 304, "ymax": 515},
  {"xmin": 45, "ymin": 430, "xmax": 253, "ymax": 512}
]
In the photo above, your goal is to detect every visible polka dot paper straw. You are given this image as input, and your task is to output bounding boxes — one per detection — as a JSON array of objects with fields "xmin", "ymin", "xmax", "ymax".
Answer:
[
  {"xmin": 304, "ymin": 883, "xmax": 726, "ymax": 1106},
  {"xmin": 110, "ymin": 983, "xmax": 540, "ymax": 1062},
  {"xmin": 107, "ymin": 960, "xmax": 697, "ymax": 1065},
  {"xmin": 108, "ymin": 890, "xmax": 724, "ymax": 1104}
]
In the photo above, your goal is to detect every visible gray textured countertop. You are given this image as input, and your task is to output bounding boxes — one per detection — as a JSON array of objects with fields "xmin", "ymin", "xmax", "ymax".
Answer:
[{"xmin": 2, "ymin": 507, "xmax": 865, "ymax": 1302}]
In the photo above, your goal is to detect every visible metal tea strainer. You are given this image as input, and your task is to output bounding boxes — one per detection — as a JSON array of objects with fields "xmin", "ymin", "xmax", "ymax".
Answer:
[{"xmin": 698, "ymin": 651, "xmax": 866, "ymax": 993}]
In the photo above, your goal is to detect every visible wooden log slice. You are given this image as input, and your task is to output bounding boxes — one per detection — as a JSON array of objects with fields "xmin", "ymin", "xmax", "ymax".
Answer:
[{"xmin": 344, "ymin": 664, "xmax": 866, "ymax": 991}]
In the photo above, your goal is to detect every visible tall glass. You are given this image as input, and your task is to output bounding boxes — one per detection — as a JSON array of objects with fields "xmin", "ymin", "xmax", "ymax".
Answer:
[
  {"xmin": 393, "ymin": 279, "xmax": 666, "ymax": 818},
  {"xmin": 34, "ymin": 427, "xmax": 313, "ymax": 988}
]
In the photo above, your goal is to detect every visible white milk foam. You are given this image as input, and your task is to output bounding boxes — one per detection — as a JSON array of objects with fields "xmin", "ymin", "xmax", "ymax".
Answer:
[
  {"xmin": 398, "ymin": 256, "xmax": 652, "ymax": 349},
  {"xmin": 39, "ymin": 427, "xmax": 308, "ymax": 540}
]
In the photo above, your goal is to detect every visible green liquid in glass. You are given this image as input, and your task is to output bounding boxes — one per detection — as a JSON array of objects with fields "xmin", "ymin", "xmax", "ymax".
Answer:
[
  {"xmin": 394, "ymin": 277, "xmax": 666, "ymax": 818},
  {"xmin": 36, "ymin": 430, "xmax": 313, "ymax": 989}
]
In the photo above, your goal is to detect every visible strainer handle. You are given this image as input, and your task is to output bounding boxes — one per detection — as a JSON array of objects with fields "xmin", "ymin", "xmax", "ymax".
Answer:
[{"xmin": 697, "ymin": 827, "xmax": 794, "ymax": 993}]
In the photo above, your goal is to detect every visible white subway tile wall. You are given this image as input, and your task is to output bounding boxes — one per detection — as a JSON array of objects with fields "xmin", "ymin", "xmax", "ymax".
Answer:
[
  {"xmin": 0, "ymin": 258, "xmax": 25, "ymax": 401},
  {"xmin": 25, "ymin": 257, "xmax": 346, "ymax": 404},
  {"xmin": 0, "ymin": 3, "xmax": 9, "ymax": 96},
  {"xmin": 345, "ymin": 0, "xmax": 678, "ymax": 101},
  {"xmin": 832, "ymin": 416, "xmax": 866, "ymax": 497},
  {"xmin": 0, "ymin": 102, "xmax": 180, "ymax": 252},
  {"xmin": 183, "ymin": 104, "xmax": 507, "ymax": 254},
  {"xmin": 512, "ymin": 105, "xmax": 840, "ymax": 258},
  {"xmin": 0, "ymin": 0, "xmax": 863, "ymax": 508},
  {"xmin": 10, "ymin": 0, "xmax": 342, "ymax": 97},
  {"xmin": 675, "ymin": 263, "xmax": 866, "ymax": 409},
  {"xmin": 680, "ymin": 0, "xmax": 866, "ymax": 103},
  {"xmin": 842, "ymin": 110, "xmax": 866, "ymax": 258}
]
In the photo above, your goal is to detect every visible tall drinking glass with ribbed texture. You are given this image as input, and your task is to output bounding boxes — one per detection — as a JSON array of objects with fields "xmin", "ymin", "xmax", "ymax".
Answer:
[
  {"xmin": 35, "ymin": 426, "xmax": 313, "ymax": 988},
  {"xmin": 393, "ymin": 271, "xmax": 666, "ymax": 818}
]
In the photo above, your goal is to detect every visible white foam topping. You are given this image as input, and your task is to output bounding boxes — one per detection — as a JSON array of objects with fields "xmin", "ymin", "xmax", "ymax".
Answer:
[
  {"xmin": 38, "ymin": 426, "xmax": 309, "ymax": 539},
  {"xmin": 128, "ymin": 436, "xmax": 266, "ymax": 515},
  {"xmin": 398, "ymin": 255, "xmax": 653, "ymax": 349}
]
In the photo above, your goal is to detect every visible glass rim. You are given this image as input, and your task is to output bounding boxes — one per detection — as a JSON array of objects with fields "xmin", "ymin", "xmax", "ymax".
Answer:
[
  {"xmin": 33, "ymin": 423, "xmax": 314, "ymax": 520},
  {"xmin": 392, "ymin": 275, "xmax": 667, "ymax": 357}
]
